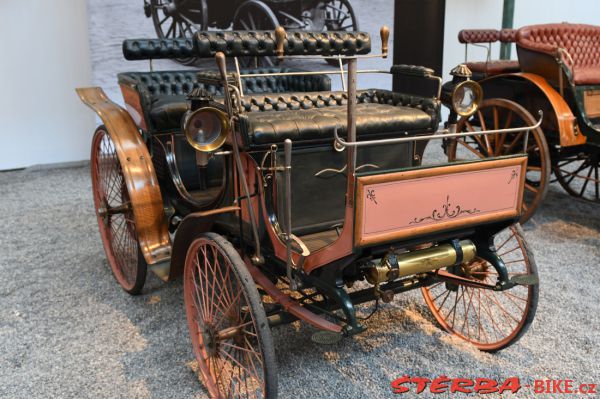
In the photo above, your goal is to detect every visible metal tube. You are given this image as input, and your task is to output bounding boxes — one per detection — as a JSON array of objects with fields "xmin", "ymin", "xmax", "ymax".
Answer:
[
  {"xmin": 500, "ymin": 0, "xmax": 515, "ymax": 60},
  {"xmin": 215, "ymin": 52, "xmax": 262, "ymax": 262},
  {"xmin": 334, "ymin": 111, "xmax": 544, "ymax": 149},
  {"xmin": 396, "ymin": 240, "xmax": 477, "ymax": 278},
  {"xmin": 283, "ymin": 139, "xmax": 295, "ymax": 289},
  {"xmin": 347, "ymin": 58, "xmax": 357, "ymax": 171}
]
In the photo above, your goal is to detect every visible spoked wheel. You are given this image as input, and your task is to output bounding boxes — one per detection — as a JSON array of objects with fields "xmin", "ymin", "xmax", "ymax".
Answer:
[
  {"xmin": 447, "ymin": 98, "xmax": 551, "ymax": 222},
  {"xmin": 422, "ymin": 225, "xmax": 538, "ymax": 352},
  {"xmin": 323, "ymin": 0, "xmax": 359, "ymax": 66},
  {"xmin": 91, "ymin": 127, "xmax": 147, "ymax": 294},
  {"xmin": 553, "ymin": 148, "xmax": 600, "ymax": 202},
  {"xmin": 184, "ymin": 233, "xmax": 277, "ymax": 398},
  {"xmin": 233, "ymin": 0, "xmax": 279, "ymax": 68},
  {"xmin": 149, "ymin": 0, "xmax": 208, "ymax": 66}
]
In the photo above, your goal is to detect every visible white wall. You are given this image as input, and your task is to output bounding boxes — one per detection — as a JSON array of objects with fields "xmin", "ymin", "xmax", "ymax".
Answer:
[{"xmin": 0, "ymin": 0, "xmax": 95, "ymax": 170}]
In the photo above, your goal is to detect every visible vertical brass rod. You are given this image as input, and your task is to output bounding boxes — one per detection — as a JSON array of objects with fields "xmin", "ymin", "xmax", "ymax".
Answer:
[{"xmin": 215, "ymin": 52, "xmax": 262, "ymax": 262}]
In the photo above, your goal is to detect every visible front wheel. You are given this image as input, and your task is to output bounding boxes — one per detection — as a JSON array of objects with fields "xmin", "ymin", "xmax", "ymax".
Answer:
[
  {"xmin": 447, "ymin": 99, "xmax": 551, "ymax": 223},
  {"xmin": 183, "ymin": 233, "xmax": 277, "ymax": 398},
  {"xmin": 91, "ymin": 127, "xmax": 147, "ymax": 294},
  {"xmin": 421, "ymin": 225, "xmax": 539, "ymax": 352}
]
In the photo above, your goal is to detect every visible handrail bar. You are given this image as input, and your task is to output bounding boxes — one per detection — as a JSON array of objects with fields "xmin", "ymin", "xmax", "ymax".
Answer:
[{"xmin": 333, "ymin": 111, "xmax": 543, "ymax": 149}]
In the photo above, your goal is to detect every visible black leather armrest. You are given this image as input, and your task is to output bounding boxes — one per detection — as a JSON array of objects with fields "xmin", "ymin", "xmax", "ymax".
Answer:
[{"xmin": 390, "ymin": 64, "xmax": 435, "ymax": 78}]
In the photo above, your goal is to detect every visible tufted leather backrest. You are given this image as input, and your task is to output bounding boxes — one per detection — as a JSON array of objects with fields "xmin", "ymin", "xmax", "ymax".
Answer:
[
  {"xmin": 118, "ymin": 68, "xmax": 331, "ymax": 99},
  {"xmin": 517, "ymin": 23, "xmax": 600, "ymax": 67},
  {"xmin": 123, "ymin": 30, "xmax": 371, "ymax": 60},
  {"xmin": 458, "ymin": 29, "xmax": 500, "ymax": 44},
  {"xmin": 500, "ymin": 29, "xmax": 517, "ymax": 43}
]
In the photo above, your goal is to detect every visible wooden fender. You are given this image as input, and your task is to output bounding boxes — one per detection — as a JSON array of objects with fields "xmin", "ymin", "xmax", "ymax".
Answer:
[
  {"xmin": 482, "ymin": 73, "xmax": 586, "ymax": 147},
  {"xmin": 77, "ymin": 87, "xmax": 172, "ymax": 265}
]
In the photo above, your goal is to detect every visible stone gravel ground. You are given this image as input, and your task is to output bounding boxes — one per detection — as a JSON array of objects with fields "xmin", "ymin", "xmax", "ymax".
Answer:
[{"xmin": 0, "ymin": 147, "xmax": 599, "ymax": 398}]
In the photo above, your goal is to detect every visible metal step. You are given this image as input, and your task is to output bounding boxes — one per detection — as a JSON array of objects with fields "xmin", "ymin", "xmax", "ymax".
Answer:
[{"xmin": 510, "ymin": 274, "xmax": 539, "ymax": 286}]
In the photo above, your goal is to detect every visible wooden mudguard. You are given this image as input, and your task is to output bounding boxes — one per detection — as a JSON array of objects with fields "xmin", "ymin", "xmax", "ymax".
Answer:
[{"xmin": 76, "ymin": 87, "xmax": 172, "ymax": 265}]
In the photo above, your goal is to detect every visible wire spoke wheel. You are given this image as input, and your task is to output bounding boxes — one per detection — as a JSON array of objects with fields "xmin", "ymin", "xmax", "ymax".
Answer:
[
  {"xmin": 233, "ymin": 0, "xmax": 279, "ymax": 68},
  {"xmin": 323, "ymin": 0, "xmax": 358, "ymax": 66},
  {"xmin": 149, "ymin": 0, "xmax": 207, "ymax": 65},
  {"xmin": 553, "ymin": 149, "xmax": 600, "ymax": 202},
  {"xmin": 422, "ymin": 225, "xmax": 538, "ymax": 352},
  {"xmin": 447, "ymin": 99, "xmax": 550, "ymax": 222},
  {"xmin": 91, "ymin": 127, "xmax": 146, "ymax": 294},
  {"xmin": 184, "ymin": 233, "xmax": 277, "ymax": 399}
]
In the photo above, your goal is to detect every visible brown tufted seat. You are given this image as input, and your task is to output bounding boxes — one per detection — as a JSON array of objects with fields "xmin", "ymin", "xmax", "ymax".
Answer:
[
  {"xmin": 517, "ymin": 23, "xmax": 600, "ymax": 85},
  {"xmin": 458, "ymin": 28, "xmax": 520, "ymax": 77},
  {"xmin": 237, "ymin": 90, "xmax": 439, "ymax": 148}
]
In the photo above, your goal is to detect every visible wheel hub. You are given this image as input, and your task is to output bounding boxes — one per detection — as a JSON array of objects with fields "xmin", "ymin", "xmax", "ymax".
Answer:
[{"xmin": 163, "ymin": 1, "xmax": 178, "ymax": 17}]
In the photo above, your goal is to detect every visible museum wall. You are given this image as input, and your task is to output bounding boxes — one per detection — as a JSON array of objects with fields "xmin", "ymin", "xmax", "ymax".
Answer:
[
  {"xmin": 0, "ymin": 0, "xmax": 95, "ymax": 170},
  {"xmin": 1, "ymin": 0, "xmax": 598, "ymax": 170}
]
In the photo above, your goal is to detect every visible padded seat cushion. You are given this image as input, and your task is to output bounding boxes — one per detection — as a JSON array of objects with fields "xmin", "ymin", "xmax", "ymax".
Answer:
[
  {"xmin": 238, "ymin": 89, "xmax": 439, "ymax": 147},
  {"xmin": 572, "ymin": 66, "xmax": 600, "ymax": 85},
  {"xmin": 149, "ymin": 95, "xmax": 189, "ymax": 131},
  {"xmin": 466, "ymin": 60, "xmax": 520, "ymax": 75},
  {"xmin": 240, "ymin": 103, "xmax": 432, "ymax": 146}
]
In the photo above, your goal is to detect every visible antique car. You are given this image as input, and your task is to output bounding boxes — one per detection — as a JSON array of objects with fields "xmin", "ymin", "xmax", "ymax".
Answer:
[
  {"xmin": 144, "ymin": 0, "xmax": 357, "ymax": 66},
  {"xmin": 77, "ymin": 27, "xmax": 540, "ymax": 397},
  {"xmin": 447, "ymin": 23, "xmax": 600, "ymax": 221}
]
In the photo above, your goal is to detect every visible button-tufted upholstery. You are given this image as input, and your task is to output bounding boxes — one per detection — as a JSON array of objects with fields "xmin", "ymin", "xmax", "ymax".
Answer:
[
  {"xmin": 458, "ymin": 29, "xmax": 501, "ymax": 44},
  {"xmin": 237, "ymin": 90, "xmax": 439, "ymax": 148},
  {"xmin": 123, "ymin": 30, "xmax": 371, "ymax": 60},
  {"xmin": 517, "ymin": 23, "xmax": 600, "ymax": 85},
  {"xmin": 118, "ymin": 68, "xmax": 331, "ymax": 131}
]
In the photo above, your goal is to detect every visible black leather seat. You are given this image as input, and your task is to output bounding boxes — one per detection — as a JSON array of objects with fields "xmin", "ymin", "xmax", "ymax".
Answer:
[
  {"xmin": 238, "ymin": 90, "xmax": 439, "ymax": 148},
  {"xmin": 118, "ymin": 67, "xmax": 332, "ymax": 132}
]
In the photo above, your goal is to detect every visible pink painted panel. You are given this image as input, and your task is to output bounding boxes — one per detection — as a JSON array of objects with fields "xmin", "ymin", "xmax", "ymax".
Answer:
[{"xmin": 356, "ymin": 161, "xmax": 524, "ymax": 246}]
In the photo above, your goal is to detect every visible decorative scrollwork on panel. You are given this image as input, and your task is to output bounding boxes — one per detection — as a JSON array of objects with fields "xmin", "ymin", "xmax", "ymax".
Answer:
[{"xmin": 409, "ymin": 195, "xmax": 480, "ymax": 225}]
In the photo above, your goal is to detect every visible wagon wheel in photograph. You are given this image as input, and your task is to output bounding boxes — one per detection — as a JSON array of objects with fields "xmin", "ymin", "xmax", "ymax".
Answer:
[
  {"xmin": 91, "ymin": 127, "xmax": 147, "ymax": 294},
  {"xmin": 184, "ymin": 233, "xmax": 277, "ymax": 398},
  {"xmin": 446, "ymin": 98, "xmax": 551, "ymax": 223},
  {"xmin": 323, "ymin": 0, "xmax": 359, "ymax": 67},
  {"xmin": 148, "ymin": 0, "xmax": 208, "ymax": 65},
  {"xmin": 553, "ymin": 148, "xmax": 600, "ymax": 202},
  {"xmin": 233, "ymin": 0, "xmax": 279, "ymax": 68},
  {"xmin": 422, "ymin": 225, "xmax": 539, "ymax": 352}
]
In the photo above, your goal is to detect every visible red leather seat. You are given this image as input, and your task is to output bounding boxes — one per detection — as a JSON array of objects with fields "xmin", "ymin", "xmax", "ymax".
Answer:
[
  {"xmin": 466, "ymin": 60, "xmax": 521, "ymax": 75},
  {"xmin": 517, "ymin": 23, "xmax": 600, "ymax": 85}
]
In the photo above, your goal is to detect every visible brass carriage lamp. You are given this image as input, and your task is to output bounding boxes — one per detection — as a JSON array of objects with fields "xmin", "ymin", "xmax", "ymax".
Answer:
[{"xmin": 448, "ymin": 64, "xmax": 483, "ymax": 118}]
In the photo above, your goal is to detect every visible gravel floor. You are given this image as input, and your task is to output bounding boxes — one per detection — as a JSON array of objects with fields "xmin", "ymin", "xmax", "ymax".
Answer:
[{"xmin": 0, "ymin": 151, "xmax": 599, "ymax": 398}]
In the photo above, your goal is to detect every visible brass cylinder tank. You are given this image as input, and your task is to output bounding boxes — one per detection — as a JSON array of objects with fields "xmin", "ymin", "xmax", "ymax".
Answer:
[{"xmin": 366, "ymin": 240, "xmax": 477, "ymax": 284}]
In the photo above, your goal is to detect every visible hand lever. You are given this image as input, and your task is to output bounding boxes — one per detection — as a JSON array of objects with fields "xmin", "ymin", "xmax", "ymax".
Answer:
[
  {"xmin": 275, "ymin": 26, "xmax": 286, "ymax": 61},
  {"xmin": 380, "ymin": 25, "xmax": 390, "ymax": 58}
]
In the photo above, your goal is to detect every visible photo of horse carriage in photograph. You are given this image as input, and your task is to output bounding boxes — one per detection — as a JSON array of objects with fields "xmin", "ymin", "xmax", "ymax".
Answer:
[
  {"xmin": 77, "ymin": 24, "xmax": 543, "ymax": 397},
  {"xmin": 143, "ymin": 0, "xmax": 358, "ymax": 65},
  {"xmin": 446, "ymin": 23, "xmax": 600, "ymax": 222}
]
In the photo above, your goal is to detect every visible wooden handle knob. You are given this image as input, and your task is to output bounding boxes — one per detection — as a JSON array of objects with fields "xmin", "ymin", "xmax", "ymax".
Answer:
[
  {"xmin": 215, "ymin": 52, "xmax": 227, "ymax": 81},
  {"xmin": 380, "ymin": 25, "xmax": 390, "ymax": 58},
  {"xmin": 275, "ymin": 26, "xmax": 286, "ymax": 60}
]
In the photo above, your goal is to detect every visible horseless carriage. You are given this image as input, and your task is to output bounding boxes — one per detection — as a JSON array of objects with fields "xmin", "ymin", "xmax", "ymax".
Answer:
[
  {"xmin": 77, "ymin": 27, "xmax": 541, "ymax": 397},
  {"xmin": 144, "ymin": 0, "xmax": 357, "ymax": 65},
  {"xmin": 447, "ymin": 23, "xmax": 600, "ymax": 221}
]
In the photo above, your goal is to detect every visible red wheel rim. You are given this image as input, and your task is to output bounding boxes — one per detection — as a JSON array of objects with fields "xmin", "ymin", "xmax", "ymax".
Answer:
[
  {"xmin": 184, "ymin": 237, "xmax": 267, "ymax": 398},
  {"xmin": 421, "ymin": 226, "xmax": 534, "ymax": 351},
  {"xmin": 91, "ymin": 128, "xmax": 141, "ymax": 291}
]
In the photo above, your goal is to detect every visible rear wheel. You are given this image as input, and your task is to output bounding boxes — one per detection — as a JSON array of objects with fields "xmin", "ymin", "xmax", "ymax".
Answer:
[
  {"xmin": 421, "ymin": 225, "xmax": 538, "ymax": 352},
  {"xmin": 554, "ymin": 148, "xmax": 600, "ymax": 202},
  {"xmin": 233, "ymin": 0, "xmax": 279, "ymax": 68},
  {"xmin": 447, "ymin": 99, "xmax": 550, "ymax": 223},
  {"xmin": 91, "ymin": 127, "xmax": 147, "ymax": 294},
  {"xmin": 324, "ymin": 0, "xmax": 359, "ymax": 66},
  {"xmin": 149, "ymin": 0, "xmax": 208, "ymax": 66},
  {"xmin": 183, "ymin": 233, "xmax": 277, "ymax": 398}
]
